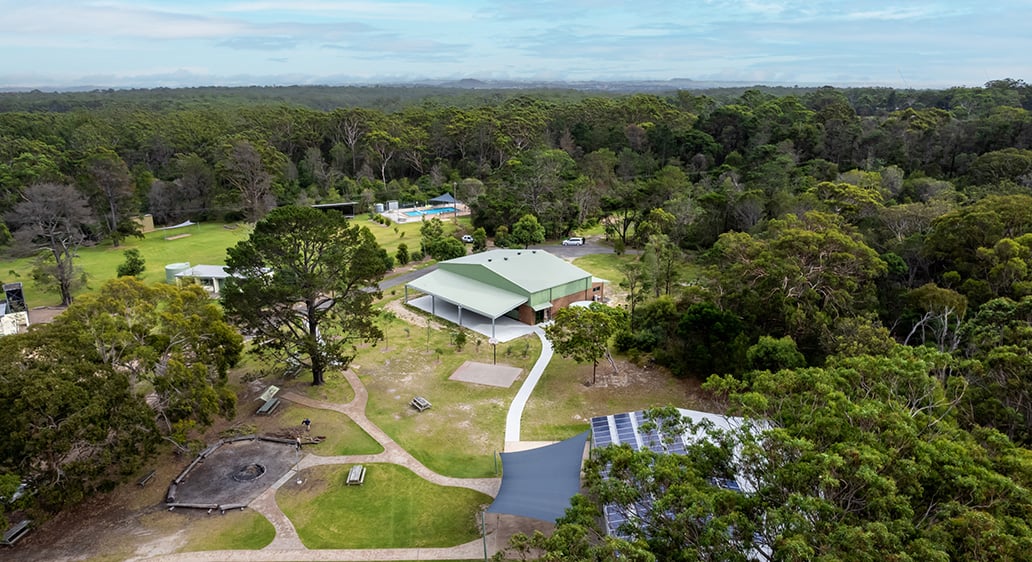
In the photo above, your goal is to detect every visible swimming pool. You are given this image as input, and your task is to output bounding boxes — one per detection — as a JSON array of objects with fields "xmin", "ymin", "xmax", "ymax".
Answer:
[{"xmin": 404, "ymin": 206, "xmax": 457, "ymax": 217}]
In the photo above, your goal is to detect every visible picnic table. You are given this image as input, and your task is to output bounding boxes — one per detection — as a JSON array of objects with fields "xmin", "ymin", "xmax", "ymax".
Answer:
[
  {"xmin": 256, "ymin": 396, "xmax": 281, "ymax": 415},
  {"xmin": 1, "ymin": 519, "xmax": 31, "ymax": 547},
  {"xmin": 346, "ymin": 465, "xmax": 366, "ymax": 485},
  {"xmin": 257, "ymin": 385, "xmax": 281, "ymax": 415},
  {"xmin": 410, "ymin": 396, "xmax": 431, "ymax": 412}
]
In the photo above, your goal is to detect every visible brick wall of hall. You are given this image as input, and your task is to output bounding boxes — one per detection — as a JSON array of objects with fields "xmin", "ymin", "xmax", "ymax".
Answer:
[{"xmin": 515, "ymin": 281, "xmax": 606, "ymax": 325}]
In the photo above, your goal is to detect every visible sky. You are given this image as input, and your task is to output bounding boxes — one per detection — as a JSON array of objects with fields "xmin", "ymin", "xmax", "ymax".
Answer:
[{"xmin": 1, "ymin": 0, "xmax": 1030, "ymax": 90}]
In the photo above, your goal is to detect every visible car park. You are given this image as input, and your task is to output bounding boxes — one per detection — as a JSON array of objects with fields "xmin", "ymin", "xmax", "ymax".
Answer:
[{"xmin": 562, "ymin": 237, "xmax": 584, "ymax": 246}]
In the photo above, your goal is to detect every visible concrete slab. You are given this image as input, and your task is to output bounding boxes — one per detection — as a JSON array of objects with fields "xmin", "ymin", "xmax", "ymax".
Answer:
[
  {"xmin": 450, "ymin": 361, "xmax": 522, "ymax": 388},
  {"xmin": 405, "ymin": 294, "xmax": 536, "ymax": 342}
]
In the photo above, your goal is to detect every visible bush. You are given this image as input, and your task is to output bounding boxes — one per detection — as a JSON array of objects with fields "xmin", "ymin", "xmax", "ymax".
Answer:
[
  {"xmin": 396, "ymin": 243, "xmax": 410, "ymax": 265},
  {"xmin": 116, "ymin": 248, "xmax": 146, "ymax": 277},
  {"xmin": 452, "ymin": 330, "xmax": 467, "ymax": 350}
]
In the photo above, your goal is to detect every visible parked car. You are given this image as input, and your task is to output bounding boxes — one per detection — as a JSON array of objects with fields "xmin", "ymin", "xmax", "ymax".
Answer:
[
  {"xmin": 562, "ymin": 237, "xmax": 585, "ymax": 246},
  {"xmin": 461, "ymin": 234, "xmax": 474, "ymax": 243}
]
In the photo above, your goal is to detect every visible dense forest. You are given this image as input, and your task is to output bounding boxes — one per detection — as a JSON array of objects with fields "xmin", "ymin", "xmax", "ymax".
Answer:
[{"xmin": 4, "ymin": 80, "xmax": 1032, "ymax": 557}]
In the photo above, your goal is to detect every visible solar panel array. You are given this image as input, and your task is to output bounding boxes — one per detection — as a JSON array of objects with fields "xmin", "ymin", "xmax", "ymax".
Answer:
[{"xmin": 590, "ymin": 410, "xmax": 739, "ymax": 539}]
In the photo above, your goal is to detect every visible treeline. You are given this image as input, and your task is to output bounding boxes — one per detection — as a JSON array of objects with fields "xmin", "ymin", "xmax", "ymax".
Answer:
[
  {"xmin": 2, "ymin": 79, "xmax": 1031, "ymax": 236},
  {"xmin": 3, "ymin": 79, "xmax": 1032, "ymax": 442}
]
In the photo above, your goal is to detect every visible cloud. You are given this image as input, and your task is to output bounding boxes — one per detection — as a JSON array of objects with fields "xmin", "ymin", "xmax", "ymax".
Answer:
[{"xmin": 219, "ymin": 37, "xmax": 298, "ymax": 51}]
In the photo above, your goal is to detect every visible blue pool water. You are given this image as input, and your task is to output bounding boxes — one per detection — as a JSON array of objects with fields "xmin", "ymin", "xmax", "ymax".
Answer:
[{"xmin": 404, "ymin": 206, "xmax": 457, "ymax": 217}]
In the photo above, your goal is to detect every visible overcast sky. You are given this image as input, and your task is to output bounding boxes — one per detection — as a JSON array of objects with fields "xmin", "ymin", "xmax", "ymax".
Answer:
[{"xmin": 2, "ymin": 0, "xmax": 1030, "ymax": 90}]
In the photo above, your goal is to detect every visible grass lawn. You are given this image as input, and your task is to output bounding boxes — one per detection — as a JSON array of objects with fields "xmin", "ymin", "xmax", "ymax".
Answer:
[
  {"xmin": 571, "ymin": 252, "xmax": 638, "ymax": 287},
  {"xmin": 0, "ymin": 221, "xmax": 252, "ymax": 307},
  {"xmin": 278, "ymin": 463, "xmax": 490, "ymax": 549},
  {"xmin": 287, "ymin": 405, "xmax": 384, "ymax": 456},
  {"xmin": 364, "ymin": 214, "xmax": 472, "ymax": 258},
  {"xmin": 179, "ymin": 510, "xmax": 276, "ymax": 551},
  {"xmin": 520, "ymin": 353, "xmax": 718, "ymax": 441},
  {"xmin": 0, "ymin": 214, "xmax": 472, "ymax": 308},
  {"xmin": 356, "ymin": 301, "xmax": 539, "ymax": 478}
]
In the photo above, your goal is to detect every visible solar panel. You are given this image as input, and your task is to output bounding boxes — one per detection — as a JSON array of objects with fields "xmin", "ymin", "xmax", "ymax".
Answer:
[
  {"xmin": 591, "ymin": 416, "xmax": 613, "ymax": 448},
  {"xmin": 590, "ymin": 409, "xmax": 753, "ymax": 541},
  {"xmin": 613, "ymin": 412, "xmax": 639, "ymax": 450},
  {"xmin": 635, "ymin": 411, "xmax": 668, "ymax": 452}
]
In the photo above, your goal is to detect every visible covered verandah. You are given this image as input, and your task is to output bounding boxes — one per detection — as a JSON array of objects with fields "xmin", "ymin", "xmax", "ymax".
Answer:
[{"xmin": 404, "ymin": 270, "xmax": 536, "ymax": 342}]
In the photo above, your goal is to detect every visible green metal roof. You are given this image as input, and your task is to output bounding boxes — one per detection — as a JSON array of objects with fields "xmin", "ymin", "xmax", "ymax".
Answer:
[
  {"xmin": 439, "ymin": 249, "xmax": 592, "ymax": 293},
  {"xmin": 406, "ymin": 269, "xmax": 528, "ymax": 319}
]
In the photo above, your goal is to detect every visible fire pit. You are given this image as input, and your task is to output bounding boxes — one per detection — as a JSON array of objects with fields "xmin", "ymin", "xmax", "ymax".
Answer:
[{"xmin": 232, "ymin": 463, "xmax": 267, "ymax": 482}]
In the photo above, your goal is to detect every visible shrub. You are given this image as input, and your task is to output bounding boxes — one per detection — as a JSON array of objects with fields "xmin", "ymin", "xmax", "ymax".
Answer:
[{"xmin": 116, "ymin": 248, "xmax": 146, "ymax": 278}]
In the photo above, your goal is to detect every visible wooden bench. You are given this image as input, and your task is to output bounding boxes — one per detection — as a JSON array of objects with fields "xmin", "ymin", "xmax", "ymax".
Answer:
[
  {"xmin": 137, "ymin": 469, "xmax": 157, "ymax": 487},
  {"xmin": 256, "ymin": 397, "xmax": 281, "ymax": 415},
  {"xmin": 346, "ymin": 465, "xmax": 366, "ymax": 485},
  {"xmin": 1, "ymin": 520, "xmax": 31, "ymax": 546},
  {"xmin": 410, "ymin": 396, "xmax": 431, "ymax": 412}
]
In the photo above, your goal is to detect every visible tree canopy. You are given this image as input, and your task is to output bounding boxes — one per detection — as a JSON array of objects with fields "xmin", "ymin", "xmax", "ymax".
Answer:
[
  {"xmin": 510, "ymin": 345, "xmax": 1032, "ymax": 561},
  {"xmin": 221, "ymin": 205, "xmax": 387, "ymax": 385}
]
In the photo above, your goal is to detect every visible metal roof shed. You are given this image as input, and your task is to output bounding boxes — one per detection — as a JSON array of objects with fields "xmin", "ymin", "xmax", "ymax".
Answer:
[{"xmin": 404, "ymin": 250, "xmax": 598, "ymax": 337}]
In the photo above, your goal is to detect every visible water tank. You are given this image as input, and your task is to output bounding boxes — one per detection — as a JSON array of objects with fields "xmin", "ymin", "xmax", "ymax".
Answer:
[
  {"xmin": 165, "ymin": 262, "xmax": 191, "ymax": 284},
  {"xmin": 387, "ymin": 200, "xmax": 399, "ymax": 211},
  {"xmin": 374, "ymin": 203, "xmax": 385, "ymax": 213}
]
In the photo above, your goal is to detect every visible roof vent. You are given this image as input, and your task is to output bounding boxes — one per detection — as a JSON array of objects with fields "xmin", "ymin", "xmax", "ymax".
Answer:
[
  {"xmin": 503, "ymin": 257, "xmax": 508, "ymax": 260},
  {"xmin": 487, "ymin": 258, "xmax": 492, "ymax": 262},
  {"xmin": 517, "ymin": 252, "xmax": 521, "ymax": 255}
]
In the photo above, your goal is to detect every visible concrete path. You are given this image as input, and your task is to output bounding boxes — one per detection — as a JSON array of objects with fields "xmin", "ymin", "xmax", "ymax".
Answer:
[{"xmin": 504, "ymin": 327, "xmax": 553, "ymax": 447}]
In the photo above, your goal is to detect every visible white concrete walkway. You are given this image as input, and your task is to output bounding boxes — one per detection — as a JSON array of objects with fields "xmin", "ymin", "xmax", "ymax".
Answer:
[{"xmin": 504, "ymin": 327, "xmax": 553, "ymax": 447}]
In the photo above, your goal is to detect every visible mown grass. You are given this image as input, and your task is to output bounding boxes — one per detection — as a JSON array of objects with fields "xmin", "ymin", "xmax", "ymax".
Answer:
[
  {"xmin": 290, "ymin": 405, "xmax": 383, "ymax": 456},
  {"xmin": 570, "ymin": 252, "xmax": 637, "ymax": 287},
  {"xmin": 0, "ymin": 222, "xmax": 252, "ymax": 307},
  {"xmin": 356, "ymin": 302, "xmax": 539, "ymax": 478},
  {"xmin": 520, "ymin": 353, "xmax": 715, "ymax": 441},
  {"xmin": 179, "ymin": 510, "xmax": 276, "ymax": 551},
  {"xmin": 368, "ymin": 214, "xmax": 472, "ymax": 258},
  {"xmin": 0, "ymin": 214, "xmax": 472, "ymax": 308},
  {"xmin": 277, "ymin": 463, "xmax": 490, "ymax": 549}
]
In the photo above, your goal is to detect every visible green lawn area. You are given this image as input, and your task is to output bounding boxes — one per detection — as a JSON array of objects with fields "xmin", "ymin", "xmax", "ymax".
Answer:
[
  {"xmin": 280, "ymin": 404, "xmax": 384, "ymax": 457},
  {"xmin": 0, "ymin": 221, "xmax": 252, "ymax": 307},
  {"xmin": 366, "ymin": 214, "xmax": 472, "ymax": 258},
  {"xmin": 0, "ymin": 215, "xmax": 473, "ymax": 308},
  {"xmin": 266, "ymin": 301, "xmax": 539, "ymax": 479},
  {"xmin": 278, "ymin": 463, "xmax": 490, "ymax": 549},
  {"xmin": 571, "ymin": 252, "xmax": 638, "ymax": 286},
  {"xmin": 180, "ymin": 510, "xmax": 276, "ymax": 551}
]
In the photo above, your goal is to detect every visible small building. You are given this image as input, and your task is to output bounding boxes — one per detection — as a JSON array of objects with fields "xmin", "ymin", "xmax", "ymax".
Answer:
[
  {"xmin": 174, "ymin": 264, "xmax": 233, "ymax": 296},
  {"xmin": 311, "ymin": 201, "xmax": 358, "ymax": 218},
  {"xmin": 0, "ymin": 283, "xmax": 29, "ymax": 336},
  {"xmin": 404, "ymin": 249, "xmax": 605, "ymax": 334}
]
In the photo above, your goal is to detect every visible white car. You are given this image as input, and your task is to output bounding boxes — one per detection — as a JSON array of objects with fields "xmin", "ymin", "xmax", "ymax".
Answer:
[
  {"xmin": 461, "ymin": 234, "xmax": 474, "ymax": 243},
  {"xmin": 562, "ymin": 237, "xmax": 585, "ymax": 246}
]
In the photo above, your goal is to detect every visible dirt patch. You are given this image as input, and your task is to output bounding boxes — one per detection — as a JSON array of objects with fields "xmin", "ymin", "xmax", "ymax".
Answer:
[
  {"xmin": 385, "ymin": 298, "xmax": 445, "ymax": 329},
  {"xmin": 27, "ymin": 306, "xmax": 65, "ymax": 325},
  {"xmin": 170, "ymin": 439, "xmax": 299, "ymax": 508}
]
